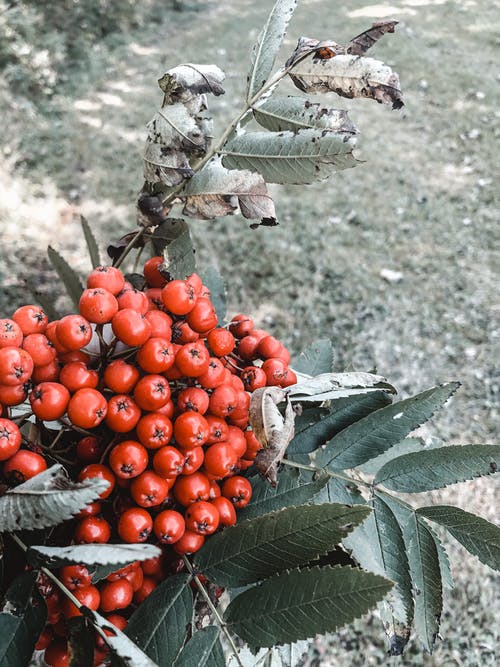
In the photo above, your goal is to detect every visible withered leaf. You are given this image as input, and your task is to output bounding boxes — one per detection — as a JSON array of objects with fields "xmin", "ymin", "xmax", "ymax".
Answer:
[
  {"xmin": 285, "ymin": 36, "xmax": 345, "ymax": 69},
  {"xmin": 144, "ymin": 103, "xmax": 212, "ymax": 187},
  {"xmin": 347, "ymin": 20, "xmax": 399, "ymax": 56},
  {"xmin": 107, "ymin": 231, "xmax": 146, "ymax": 262},
  {"xmin": 288, "ymin": 52, "xmax": 404, "ymax": 109},
  {"xmin": 158, "ymin": 64, "xmax": 225, "ymax": 102},
  {"xmin": 253, "ymin": 95, "xmax": 358, "ymax": 134},
  {"xmin": 182, "ymin": 160, "xmax": 276, "ymax": 224},
  {"xmin": 288, "ymin": 371, "xmax": 397, "ymax": 401},
  {"xmin": 249, "ymin": 387, "xmax": 295, "ymax": 486}
]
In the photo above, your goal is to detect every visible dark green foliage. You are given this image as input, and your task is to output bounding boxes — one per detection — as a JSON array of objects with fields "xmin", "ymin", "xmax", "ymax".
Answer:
[{"xmin": 0, "ymin": 573, "xmax": 47, "ymax": 667}]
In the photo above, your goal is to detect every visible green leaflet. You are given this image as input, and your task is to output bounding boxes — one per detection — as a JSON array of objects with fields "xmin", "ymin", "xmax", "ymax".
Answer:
[
  {"xmin": 174, "ymin": 626, "xmax": 224, "ymax": 667},
  {"xmin": 47, "ymin": 245, "xmax": 84, "ymax": 309},
  {"xmin": 125, "ymin": 574, "xmax": 192, "ymax": 666},
  {"xmin": 317, "ymin": 383, "xmax": 460, "ymax": 471},
  {"xmin": 374, "ymin": 445, "xmax": 500, "ymax": 492},
  {"xmin": 192, "ymin": 503, "xmax": 370, "ymax": 587},
  {"xmin": 225, "ymin": 565, "xmax": 392, "ymax": 652},
  {"xmin": 222, "ymin": 129, "xmax": 357, "ymax": 185},
  {"xmin": 418, "ymin": 506, "xmax": 500, "ymax": 572}
]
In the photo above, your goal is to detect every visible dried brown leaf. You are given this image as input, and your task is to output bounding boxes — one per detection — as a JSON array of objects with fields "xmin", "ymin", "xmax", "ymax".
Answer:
[
  {"xmin": 249, "ymin": 387, "xmax": 295, "ymax": 486},
  {"xmin": 182, "ymin": 161, "xmax": 276, "ymax": 224},
  {"xmin": 347, "ymin": 19, "xmax": 399, "ymax": 56},
  {"xmin": 158, "ymin": 64, "xmax": 225, "ymax": 102},
  {"xmin": 288, "ymin": 51, "xmax": 403, "ymax": 109}
]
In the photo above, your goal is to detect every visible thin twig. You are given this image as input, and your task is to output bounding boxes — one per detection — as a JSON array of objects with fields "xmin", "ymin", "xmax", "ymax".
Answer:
[{"xmin": 182, "ymin": 555, "xmax": 244, "ymax": 667}]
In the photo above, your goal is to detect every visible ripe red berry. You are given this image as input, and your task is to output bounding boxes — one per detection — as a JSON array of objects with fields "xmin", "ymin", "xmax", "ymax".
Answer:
[
  {"xmin": 153, "ymin": 445, "xmax": 184, "ymax": 477},
  {"xmin": 106, "ymin": 395, "xmax": 141, "ymax": 433},
  {"xmin": 76, "ymin": 436, "xmax": 101, "ymax": 462},
  {"xmin": 186, "ymin": 297, "xmax": 218, "ymax": 333},
  {"xmin": 0, "ymin": 417, "xmax": 21, "ymax": 461},
  {"xmin": 173, "ymin": 471, "xmax": 210, "ymax": 506},
  {"xmin": 103, "ymin": 359, "xmax": 140, "ymax": 394},
  {"xmin": 153, "ymin": 509, "xmax": 185, "ymax": 544},
  {"xmin": 56, "ymin": 315, "xmax": 93, "ymax": 351},
  {"xmin": 67, "ymin": 388, "xmax": 107, "ymax": 428},
  {"xmin": 130, "ymin": 471, "xmax": 170, "ymax": 508},
  {"xmin": 79, "ymin": 288, "xmax": 118, "ymax": 324},
  {"xmin": 29, "ymin": 382, "xmax": 70, "ymax": 421},
  {"xmin": 109, "ymin": 440, "xmax": 148, "ymax": 479},
  {"xmin": 222, "ymin": 476, "xmax": 253, "ymax": 508},
  {"xmin": 133, "ymin": 374, "xmax": 171, "ymax": 411},
  {"xmin": 136, "ymin": 412, "xmax": 173, "ymax": 450},
  {"xmin": 182, "ymin": 446, "xmax": 204, "ymax": 475},
  {"xmin": 172, "ymin": 530, "xmax": 204, "ymax": 555},
  {"xmin": 117, "ymin": 507, "xmax": 153, "ymax": 543},
  {"xmin": 12, "ymin": 305, "xmax": 48, "ymax": 335},
  {"xmin": 0, "ymin": 318, "xmax": 23, "ymax": 348},
  {"xmin": 117, "ymin": 288, "xmax": 149, "ymax": 314},
  {"xmin": 211, "ymin": 496, "xmax": 237, "ymax": 527},
  {"xmin": 0, "ymin": 346, "xmax": 34, "ymax": 385},
  {"xmin": 3, "ymin": 450, "xmax": 47, "ymax": 483},
  {"xmin": 203, "ymin": 442, "xmax": 239, "ymax": 479},
  {"xmin": 62, "ymin": 584, "xmax": 100, "ymax": 619},
  {"xmin": 207, "ymin": 328, "xmax": 235, "ymax": 356},
  {"xmin": 100, "ymin": 579, "xmax": 134, "ymax": 613},
  {"xmin": 209, "ymin": 384, "xmax": 237, "ymax": 418},
  {"xmin": 112, "ymin": 308, "xmax": 151, "ymax": 346},
  {"xmin": 43, "ymin": 639, "xmax": 69, "ymax": 667},
  {"xmin": 161, "ymin": 279, "xmax": 196, "ymax": 315},
  {"xmin": 59, "ymin": 362, "xmax": 99, "ymax": 393},
  {"xmin": 22, "ymin": 333, "xmax": 57, "ymax": 367},
  {"xmin": 136, "ymin": 337, "xmax": 175, "ymax": 373},
  {"xmin": 173, "ymin": 411, "xmax": 209, "ymax": 449},
  {"xmin": 74, "ymin": 516, "xmax": 111, "ymax": 544},
  {"xmin": 87, "ymin": 266, "xmax": 125, "ymax": 296},
  {"xmin": 143, "ymin": 256, "xmax": 167, "ymax": 288},
  {"xmin": 59, "ymin": 565, "xmax": 92, "ymax": 591},
  {"xmin": 177, "ymin": 387, "xmax": 209, "ymax": 414},
  {"xmin": 185, "ymin": 500, "xmax": 220, "ymax": 535}
]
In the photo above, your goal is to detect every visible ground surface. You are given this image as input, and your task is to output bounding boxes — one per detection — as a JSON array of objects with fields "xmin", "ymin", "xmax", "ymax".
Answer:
[{"xmin": 0, "ymin": 0, "xmax": 498, "ymax": 665}]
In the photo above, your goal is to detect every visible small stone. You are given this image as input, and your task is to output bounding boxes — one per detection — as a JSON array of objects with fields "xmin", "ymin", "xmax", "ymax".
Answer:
[{"xmin": 380, "ymin": 268, "xmax": 404, "ymax": 284}]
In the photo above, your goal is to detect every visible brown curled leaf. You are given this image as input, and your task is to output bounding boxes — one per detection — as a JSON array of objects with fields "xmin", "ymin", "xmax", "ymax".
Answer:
[{"xmin": 347, "ymin": 20, "xmax": 399, "ymax": 56}]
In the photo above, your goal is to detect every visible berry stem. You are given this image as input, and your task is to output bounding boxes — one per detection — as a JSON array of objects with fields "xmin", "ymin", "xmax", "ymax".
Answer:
[
  {"xmin": 182, "ymin": 555, "xmax": 244, "ymax": 667},
  {"xmin": 281, "ymin": 458, "xmax": 373, "ymax": 489}
]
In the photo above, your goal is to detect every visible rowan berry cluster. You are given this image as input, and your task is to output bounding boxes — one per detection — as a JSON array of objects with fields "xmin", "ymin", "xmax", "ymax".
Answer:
[{"xmin": 0, "ymin": 257, "xmax": 296, "ymax": 666}]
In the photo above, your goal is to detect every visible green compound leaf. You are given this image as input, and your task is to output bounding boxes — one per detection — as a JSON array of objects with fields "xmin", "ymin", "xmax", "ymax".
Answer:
[
  {"xmin": 80, "ymin": 216, "xmax": 101, "ymax": 269},
  {"xmin": 292, "ymin": 339, "xmax": 333, "ymax": 375},
  {"xmin": 254, "ymin": 96, "xmax": 358, "ymax": 134},
  {"xmin": 237, "ymin": 467, "xmax": 329, "ymax": 520},
  {"xmin": 125, "ymin": 574, "xmax": 192, "ymax": 666},
  {"xmin": 374, "ymin": 445, "xmax": 500, "ymax": 492},
  {"xmin": 47, "ymin": 245, "xmax": 84, "ymax": 309},
  {"xmin": 247, "ymin": 0, "xmax": 298, "ymax": 100},
  {"xmin": 174, "ymin": 626, "xmax": 225, "ymax": 667},
  {"xmin": 222, "ymin": 129, "xmax": 357, "ymax": 185},
  {"xmin": 192, "ymin": 503, "xmax": 370, "ymax": 588},
  {"xmin": 0, "ymin": 573, "xmax": 47, "ymax": 667},
  {"xmin": 288, "ymin": 391, "xmax": 391, "ymax": 456},
  {"xmin": 317, "ymin": 383, "xmax": 460, "ymax": 471},
  {"xmin": 0, "ymin": 464, "xmax": 109, "ymax": 532},
  {"xmin": 224, "ymin": 565, "xmax": 392, "ymax": 652},
  {"xmin": 418, "ymin": 506, "xmax": 500, "ymax": 572}
]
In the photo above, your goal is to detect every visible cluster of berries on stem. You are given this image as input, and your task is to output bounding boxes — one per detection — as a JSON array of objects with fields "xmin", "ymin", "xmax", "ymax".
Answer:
[{"xmin": 0, "ymin": 256, "xmax": 296, "ymax": 666}]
